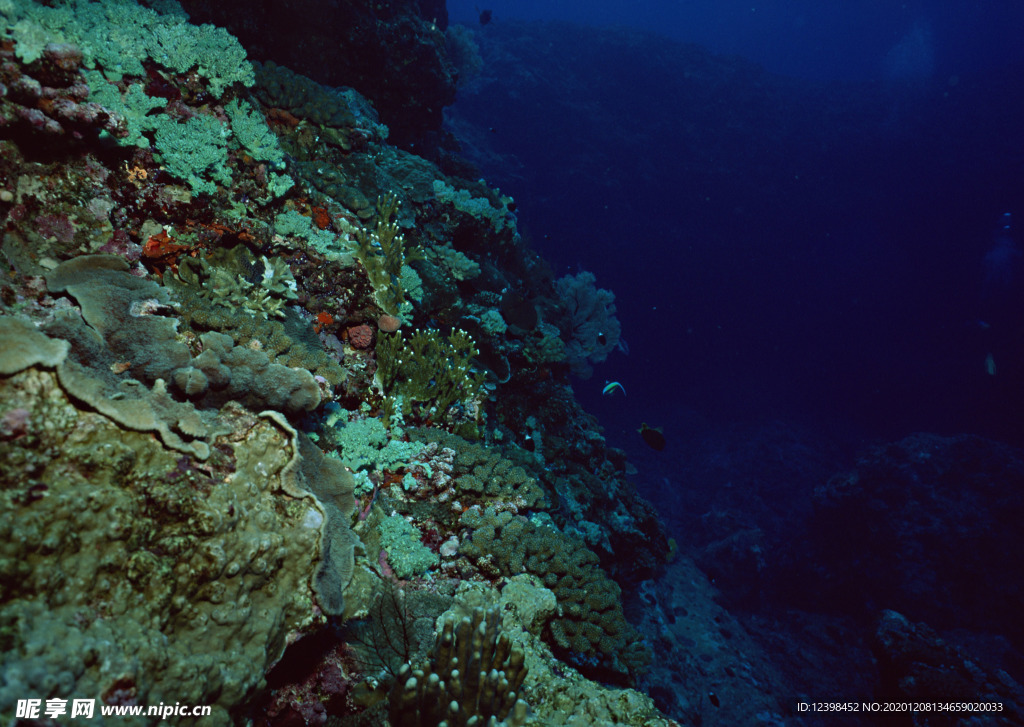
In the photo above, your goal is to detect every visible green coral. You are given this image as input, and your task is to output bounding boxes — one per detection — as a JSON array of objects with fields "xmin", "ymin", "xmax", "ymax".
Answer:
[
  {"xmin": 376, "ymin": 328, "xmax": 485, "ymax": 425},
  {"xmin": 432, "ymin": 179, "xmax": 516, "ymax": 234},
  {"xmin": 323, "ymin": 407, "xmax": 425, "ymax": 473},
  {"xmin": 4, "ymin": 1, "xmax": 261, "ymax": 196},
  {"xmin": 266, "ymin": 172, "xmax": 295, "ymax": 199},
  {"xmin": 478, "ymin": 309, "xmax": 508, "ymax": 335},
  {"xmin": 379, "ymin": 515, "xmax": 439, "ymax": 579},
  {"xmin": 0, "ymin": 367, "xmax": 327, "ymax": 723},
  {"xmin": 424, "ymin": 243, "xmax": 481, "ymax": 281},
  {"xmin": 459, "ymin": 507, "xmax": 649, "ymax": 681},
  {"xmin": 149, "ymin": 19, "xmax": 252, "ymax": 96},
  {"xmin": 2, "ymin": 0, "xmax": 253, "ymax": 92},
  {"xmin": 84, "ymin": 75, "xmax": 237, "ymax": 195},
  {"xmin": 82, "ymin": 72, "xmax": 167, "ymax": 147},
  {"xmin": 164, "ymin": 250, "xmax": 345, "ymax": 386},
  {"xmin": 152, "ymin": 114, "xmax": 232, "ymax": 196},
  {"xmin": 175, "ymin": 246, "xmax": 297, "ymax": 320},
  {"xmin": 224, "ymin": 98, "xmax": 285, "ymax": 170},
  {"xmin": 275, "ymin": 209, "xmax": 354, "ymax": 261},
  {"xmin": 355, "ymin": 193, "xmax": 422, "ymax": 318}
]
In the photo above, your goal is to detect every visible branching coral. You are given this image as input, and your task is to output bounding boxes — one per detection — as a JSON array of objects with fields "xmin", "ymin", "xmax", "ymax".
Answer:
[
  {"xmin": 375, "ymin": 328, "xmax": 485, "ymax": 428},
  {"xmin": 388, "ymin": 607, "xmax": 529, "ymax": 727},
  {"xmin": 175, "ymin": 246, "xmax": 297, "ymax": 320},
  {"xmin": 355, "ymin": 192, "xmax": 423, "ymax": 319}
]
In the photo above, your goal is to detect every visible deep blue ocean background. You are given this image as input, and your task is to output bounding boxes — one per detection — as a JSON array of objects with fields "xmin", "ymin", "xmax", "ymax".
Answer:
[
  {"xmin": 445, "ymin": 0, "xmax": 1024, "ymax": 451},
  {"xmin": 441, "ymin": 2, "xmax": 1024, "ymax": 720}
]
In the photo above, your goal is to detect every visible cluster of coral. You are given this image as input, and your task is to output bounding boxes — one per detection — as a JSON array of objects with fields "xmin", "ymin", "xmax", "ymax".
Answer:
[{"xmin": 0, "ymin": 1, "xmax": 671, "ymax": 724}]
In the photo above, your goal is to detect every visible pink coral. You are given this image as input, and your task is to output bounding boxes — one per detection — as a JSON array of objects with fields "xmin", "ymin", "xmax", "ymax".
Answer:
[
  {"xmin": 0, "ymin": 408, "xmax": 31, "ymax": 440},
  {"xmin": 0, "ymin": 46, "xmax": 126, "ymax": 140},
  {"xmin": 98, "ymin": 230, "xmax": 143, "ymax": 262},
  {"xmin": 347, "ymin": 324, "xmax": 373, "ymax": 349},
  {"xmin": 35, "ymin": 213, "xmax": 76, "ymax": 243}
]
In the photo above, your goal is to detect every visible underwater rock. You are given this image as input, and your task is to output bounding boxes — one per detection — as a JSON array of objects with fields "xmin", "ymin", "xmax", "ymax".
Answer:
[
  {"xmin": 808, "ymin": 433, "xmax": 1024, "ymax": 641},
  {"xmin": 0, "ymin": 368, "xmax": 335, "ymax": 724},
  {"xmin": 874, "ymin": 610, "xmax": 1024, "ymax": 720},
  {"xmin": 178, "ymin": 0, "xmax": 456, "ymax": 148}
]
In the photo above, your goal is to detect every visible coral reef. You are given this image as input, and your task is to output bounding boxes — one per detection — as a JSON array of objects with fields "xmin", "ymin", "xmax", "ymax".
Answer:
[
  {"xmin": 375, "ymin": 328, "xmax": 485, "ymax": 431},
  {"xmin": 423, "ymin": 582, "xmax": 677, "ymax": 727},
  {"xmin": 409, "ymin": 428, "xmax": 548, "ymax": 510},
  {"xmin": 353, "ymin": 193, "xmax": 422, "ymax": 319},
  {"xmin": 0, "ymin": 367, "xmax": 330, "ymax": 722},
  {"xmin": 0, "ymin": 2, "xmax": 670, "ymax": 724},
  {"xmin": 175, "ymin": 0, "xmax": 456, "ymax": 148},
  {"xmin": 388, "ymin": 607, "xmax": 528, "ymax": 727},
  {"xmin": 554, "ymin": 270, "xmax": 621, "ymax": 379},
  {"xmin": 459, "ymin": 508, "xmax": 650, "ymax": 683}
]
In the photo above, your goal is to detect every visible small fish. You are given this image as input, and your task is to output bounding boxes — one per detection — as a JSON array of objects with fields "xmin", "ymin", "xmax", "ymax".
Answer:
[
  {"xmin": 478, "ymin": 8, "xmax": 492, "ymax": 25},
  {"xmin": 638, "ymin": 422, "xmax": 666, "ymax": 451},
  {"xmin": 602, "ymin": 381, "xmax": 626, "ymax": 397}
]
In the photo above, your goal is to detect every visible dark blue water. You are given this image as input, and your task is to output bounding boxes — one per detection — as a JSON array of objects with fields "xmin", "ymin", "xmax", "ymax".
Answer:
[
  {"xmin": 446, "ymin": 8, "xmax": 1024, "ymax": 453},
  {"xmin": 448, "ymin": 0, "xmax": 1024, "ymax": 80},
  {"xmin": 444, "ymin": 8, "xmax": 1024, "ymax": 719}
]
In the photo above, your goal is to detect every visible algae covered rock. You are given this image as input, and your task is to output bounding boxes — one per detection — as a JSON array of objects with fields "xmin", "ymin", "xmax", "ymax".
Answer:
[{"xmin": 0, "ymin": 365, "xmax": 348, "ymax": 724}]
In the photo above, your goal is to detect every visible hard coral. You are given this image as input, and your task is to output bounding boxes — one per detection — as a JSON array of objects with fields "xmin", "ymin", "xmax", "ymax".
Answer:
[
  {"xmin": 388, "ymin": 607, "xmax": 528, "ymax": 727},
  {"xmin": 459, "ymin": 507, "xmax": 650, "ymax": 684},
  {"xmin": 0, "ymin": 367, "xmax": 327, "ymax": 724},
  {"xmin": 377, "ymin": 313, "xmax": 401, "ymax": 333},
  {"xmin": 347, "ymin": 323, "xmax": 373, "ymax": 349}
]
